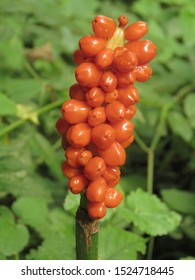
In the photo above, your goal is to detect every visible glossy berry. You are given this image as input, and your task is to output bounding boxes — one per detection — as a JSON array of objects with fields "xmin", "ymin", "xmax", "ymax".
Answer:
[
  {"xmin": 86, "ymin": 176, "xmax": 107, "ymax": 202},
  {"xmin": 77, "ymin": 150, "xmax": 93, "ymax": 166},
  {"xmin": 113, "ymin": 47, "xmax": 138, "ymax": 73},
  {"xmin": 65, "ymin": 146, "xmax": 84, "ymax": 168},
  {"xmin": 86, "ymin": 87, "xmax": 104, "ymax": 107},
  {"xmin": 133, "ymin": 64, "xmax": 152, "ymax": 82},
  {"xmin": 115, "ymin": 70, "xmax": 136, "ymax": 87},
  {"xmin": 118, "ymin": 15, "xmax": 128, "ymax": 28},
  {"xmin": 69, "ymin": 83, "xmax": 86, "ymax": 101},
  {"xmin": 104, "ymin": 89, "xmax": 118, "ymax": 103},
  {"xmin": 118, "ymin": 85, "xmax": 139, "ymax": 106},
  {"xmin": 91, "ymin": 123, "xmax": 115, "ymax": 149},
  {"xmin": 95, "ymin": 48, "xmax": 114, "ymax": 69},
  {"xmin": 75, "ymin": 62, "xmax": 103, "ymax": 87},
  {"xmin": 61, "ymin": 161, "xmax": 81, "ymax": 178},
  {"xmin": 66, "ymin": 123, "xmax": 91, "ymax": 147},
  {"xmin": 124, "ymin": 21, "xmax": 148, "ymax": 41},
  {"xmin": 120, "ymin": 134, "xmax": 134, "ymax": 148},
  {"xmin": 92, "ymin": 15, "xmax": 116, "ymax": 38},
  {"xmin": 68, "ymin": 174, "xmax": 88, "ymax": 194},
  {"xmin": 61, "ymin": 99, "xmax": 91, "ymax": 124},
  {"xmin": 105, "ymin": 100, "xmax": 126, "ymax": 123},
  {"xmin": 103, "ymin": 166, "xmax": 121, "ymax": 183},
  {"xmin": 79, "ymin": 35, "xmax": 106, "ymax": 57},
  {"xmin": 111, "ymin": 119, "xmax": 134, "ymax": 143},
  {"xmin": 84, "ymin": 156, "xmax": 106, "ymax": 180},
  {"xmin": 104, "ymin": 188, "xmax": 123, "ymax": 208},
  {"xmin": 56, "ymin": 117, "xmax": 70, "ymax": 135},
  {"xmin": 88, "ymin": 106, "xmax": 106, "ymax": 127},
  {"xmin": 98, "ymin": 141, "xmax": 126, "ymax": 166},
  {"xmin": 99, "ymin": 71, "xmax": 117, "ymax": 92},
  {"xmin": 87, "ymin": 201, "xmax": 106, "ymax": 219},
  {"xmin": 125, "ymin": 40, "xmax": 157, "ymax": 65},
  {"xmin": 73, "ymin": 49, "xmax": 94, "ymax": 65}
]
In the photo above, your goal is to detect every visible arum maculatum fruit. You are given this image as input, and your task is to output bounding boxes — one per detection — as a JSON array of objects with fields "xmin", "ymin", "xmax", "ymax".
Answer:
[{"xmin": 56, "ymin": 15, "xmax": 156, "ymax": 220}]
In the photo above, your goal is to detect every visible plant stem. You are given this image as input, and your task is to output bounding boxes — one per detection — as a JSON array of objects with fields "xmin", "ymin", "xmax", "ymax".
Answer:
[
  {"xmin": 147, "ymin": 149, "xmax": 154, "ymax": 194},
  {"xmin": 76, "ymin": 194, "xmax": 99, "ymax": 260},
  {"xmin": 146, "ymin": 236, "xmax": 155, "ymax": 260},
  {"xmin": 0, "ymin": 97, "xmax": 66, "ymax": 138}
]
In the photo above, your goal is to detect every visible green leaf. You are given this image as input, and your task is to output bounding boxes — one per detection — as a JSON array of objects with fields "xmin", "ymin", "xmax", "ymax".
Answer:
[
  {"xmin": 181, "ymin": 216, "xmax": 195, "ymax": 241},
  {"xmin": 0, "ymin": 92, "xmax": 17, "ymax": 116},
  {"xmin": 124, "ymin": 189, "xmax": 181, "ymax": 236},
  {"xmin": 179, "ymin": 6, "xmax": 195, "ymax": 47},
  {"xmin": 161, "ymin": 189, "xmax": 195, "ymax": 216},
  {"xmin": 99, "ymin": 226, "xmax": 146, "ymax": 260},
  {"xmin": 30, "ymin": 132, "xmax": 63, "ymax": 180},
  {"xmin": 64, "ymin": 191, "xmax": 80, "ymax": 213},
  {"xmin": 168, "ymin": 111, "xmax": 193, "ymax": 143},
  {"xmin": 0, "ymin": 206, "xmax": 29, "ymax": 257},
  {"xmin": 27, "ymin": 232, "xmax": 75, "ymax": 260},
  {"xmin": 12, "ymin": 197, "xmax": 48, "ymax": 229}
]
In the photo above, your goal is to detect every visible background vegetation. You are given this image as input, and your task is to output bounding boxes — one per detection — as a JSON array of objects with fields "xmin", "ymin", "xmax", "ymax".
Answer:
[{"xmin": 0, "ymin": 0, "xmax": 195, "ymax": 260}]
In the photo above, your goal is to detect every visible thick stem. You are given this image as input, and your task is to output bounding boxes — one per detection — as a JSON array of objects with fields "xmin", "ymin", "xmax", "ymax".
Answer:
[{"xmin": 76, "ymin": 194, "xmax": 99, "ymax": 260}]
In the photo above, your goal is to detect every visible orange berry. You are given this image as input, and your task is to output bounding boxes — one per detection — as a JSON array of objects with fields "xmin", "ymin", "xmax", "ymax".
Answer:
[
  {"xmin": 104, "ymin": 89, "xmax": 118, "ymax": 103},
  {"xmin": 98, "ymin": 141, "xmax": 126, "ymax": 166},
  {"xmin": 113, "ymin": 47, "xmax": 138, "ymax": 73},
  {"xmin": 66, "ymin": 123, "xmax": 91, "ymax": 148},
  {"xmin": 95, "ymin": 48, "xmax": 114, "ymax": 69},
  {"xmin": 125, "ymin": 105, "xmax": 136, "ymax": 119},
  {"xmin": 91, "ymin": 123, "xmax": 115, "ymax": 149},
  {"xmin": 79, "ymin": 35, "xmax": 106, "ymax": 57},
  {"xmin": 55, "ymin": 117, "xmax": 70, "ymax": 135},
  {"xmin": 103, "ymin": 166, "xmax": 121, "ymax": 183},
  {"xmin": 125, "ymin": 40, "xmax": 157, "ymax": 65},
  {"xmin": 69, "ymin": 83, "xmax": 86, "ymax": 101},
  {"xmin": 87, "ymin": 202, "xmax": 106, "ymax": 219},
  {"xmin": 92, "ymin": 15, "xmax": 116, "ymax": 39},
  {"xmin": 105, "ymin": 100, "xmax": 126, "ymax": 123},
  {"xmin": 118, "ymin": 15, "xmax": 128, "ymax": 28},
  {"xmin": 124, "ymin": 21, "xmax": 148, "ymax": 41},
  {"xmin": 99, "ymin": 71, "xmax": 117, "ymax": 92},
  {"xmin": 118, "ymin": 85, "xmax": 139, "ymax": 106},
  {"xmin": 84, "ymin": 156, "xmax": 106, "ymax": 181},
  {"xmin": 77, "ymin": 150, "xmax": 93, "ymax": 166},
  {"xmin": 73, "ymin": 49, "xmax": 94, "ymax": 64},
  {"xmin": 104, "ymin": 188, "xmax": 123, "ymax": 208},
  {"xmin": 61, "ymin": 161, "xmax": 81, "ymax": 178},
  {"xmin": 120, "ymin": 134, "xmax": 134, "ymax": 148},
  {"xmin": 133, "ymin": 64, "xmax": 152, "ymax": 82},
  {"xmin": 61, "ymin": 99, "xmax": 91, "ymax": 124},
  {"xmin": 65, "ymin": 146, "xmax": 84, "ymax": 168},
  {"xmin": 111, "ymin": 119, "xmax": 134, "ymax": 143},
  {"xmin": 86, "ymin": 87, "xmax": 104, "ymax": 107},
  {"xmin": 88, "ymin": 106, "xmax": 106, "ymax": 127},
  {"xmin": 68, "ymin": 174, "xmax": 88, "ymax": 194},
  {"xmin": 75, "ymin": 62, "xmax": 103, "ymax": 87},
  {"xmin": 86, "ymin": 177, "xmax": 107, "ymax": 202}
]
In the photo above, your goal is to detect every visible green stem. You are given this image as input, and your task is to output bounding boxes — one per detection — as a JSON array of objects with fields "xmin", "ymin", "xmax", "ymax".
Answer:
[
  {"xmin": 0, "ymin": 97, "xmax": 66, "ymax": 138},
  {"xmin": 147, "ymin": 149, "xmax": 154, "ymax": 194},
  {"xmin": 147, "ymin": 236, "xmax": 155, "ymax": 260},
  {"xmin": 76, "ymin": 194, "xmax": 99, "ymax": 260},
  {"xmin": 134, "ymin": 131, "xmax": 150, "ymax": 154}
]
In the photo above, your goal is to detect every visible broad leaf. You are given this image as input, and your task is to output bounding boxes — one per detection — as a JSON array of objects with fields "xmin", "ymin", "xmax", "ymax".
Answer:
[
  {"xmin": 0, "ymin": 206, "xmax": 29, "ymax": 257},
  {"xmin": 161, "ymin": 189, "xmax": 195, "ymax": 216},
  {"xmin": 184, "ymin": 93, "xmax": 195, "ymax": 128},
  {"xmin": 168, "ymin": 111, "xmax": 193, "ymax": 143},
  {"xmin": 99, "ymin": 226, "xmax": 146, "ymax": 260},
  {"xmin": 124, "ymin": 189, "xmax": 181, "ymax": 236},
  {"xmin": 0, "ymin": 92, "xmax": 17, "ymax": 116}
]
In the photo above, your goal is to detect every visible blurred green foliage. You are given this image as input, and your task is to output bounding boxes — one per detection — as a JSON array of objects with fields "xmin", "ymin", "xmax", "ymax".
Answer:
[{"xmin": 0, "ymin": 0, "xmax": 195, "ymax": 260}]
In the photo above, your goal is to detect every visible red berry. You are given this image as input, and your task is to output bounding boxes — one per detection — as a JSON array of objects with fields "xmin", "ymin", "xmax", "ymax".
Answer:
[
  {"xmin": 124, "ymin": 21, "xmax": 148, "ymax": 41},
  {"xmin": 104, "ymin": 188, "xmax": 123, "ymax": 208},
  {"xmin": 113, "ymin": 47, "xmax": 138, "ymax": 73},
  {"xmin": 99, "ymin": 71, "xmax": 117, "ymax": 92},
  {"xmin": 66, "ymin": 123, "xmax": 91, "ymax": 148},
  {"xmin": 75, "ymin": 62, "xmax": 103, "ymax": 87},
  {"xmin": 104, "ymin": 89, "xmax": 118, "ymax": 103},
  {"xmin": 125, "ymin": 40, "xmax": 157, "ymax": 65},
  {"xmin": 111, "ymin": 119, "xmax": 134, "ymax": 143},
  {"xmin": 65, "ymin": 146, "xmax": 84, "ymax": 168},
  {"xmin": 91, "ymin": 123, "xmax": 115, "ymax": 149},
  {"xmin": 61, "ymin": 161, "xmax": 81, "ymax": 178},
  {"xmin": 88, "ymin": 106, "xmax": 106, "ymax": 127},
  {"xmin": 105, "ymin": 100, "xmax": 126, "ymax": 123},
  {"xmin": 69, "ymin": 83, "xmax": 86, "ymax": 101},
  {"xmin": 68, "ymin": 174, "xmax": 88, "ymax": 194},
  {"xmin": 95, "ymin": 48, "xmax": 114, "ymax": 69},
  {"xmin": 133, "ymin": 64, "xmax": 152, "ymax": 82},
  {"xmin": 55, "ymin": 117, "xmax": 70, "ymax": 135},
  {"xmin": 87, "ymin": 202, "xmax": 106, "ymax": 219},
  {"xmin": 92, "ymin": 15, "xmax": 116, "ymax": 39},
  {"xmin": 73, "ymin": 49, "xmax": 94, "ymax": 64},
  {"xmin": 103, "ymin": 166, "xmax": 121, "ymax": 183},
  {"xmin": 79, "ymin": 35, "xmax": 106, "ymax": 57},
  {"xmin": 118, "ymin": 85, "xmax": 139, "ymax": 106},
  {"xmin": 61, "ymin": 99, "xmax": 91, "ymax": 124},
  {"xmin": 77, "ymin": 150, "xmax": 93, "ymax": 166},
  {"xmin": 86, "ymin": 177, "xmax": 107, "ymax": 202},
  {"xmin": 125, "ymin": 105, "xmax": 136, "ymax": 119},
  {"xmin": 115, "ymin": 70, "xmax": 136, "ymax": 87},
  {"xmin": 120, "ymin": 134, "xmax": 134, "ymax": 148},
  {"xmin": 98, "ymin": 141, "xmax": 126, "ymax": 166},
  {"xmin": 118, "ymin": 15, "xmax": 128, "ymax": 28},
  {"xmin": 86, "ymin": 87, "xmax": 104, "ymax": 107},
  {"xmin": 84, "ymin": 156, "xmax": 106, "ymax": 181}
]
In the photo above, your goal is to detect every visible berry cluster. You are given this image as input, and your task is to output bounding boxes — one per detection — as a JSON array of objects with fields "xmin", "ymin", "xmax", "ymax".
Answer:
[{"xmin": 56, "ymin": 15, "xmax": 156, "ymax": 219}]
